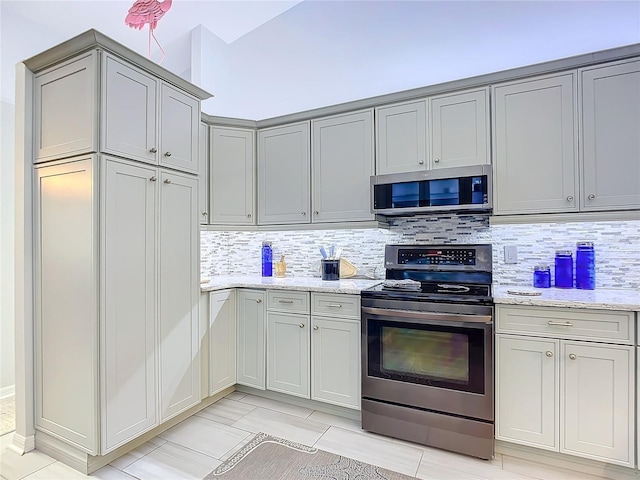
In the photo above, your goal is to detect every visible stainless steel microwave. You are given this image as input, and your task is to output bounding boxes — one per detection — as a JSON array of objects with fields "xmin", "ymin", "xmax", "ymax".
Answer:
[{"xmin": 371, "ymin": 165, "xmax": 492, "ymax": 216}]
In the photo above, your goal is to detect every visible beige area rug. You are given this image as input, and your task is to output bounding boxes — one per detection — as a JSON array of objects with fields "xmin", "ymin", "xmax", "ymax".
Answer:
[
  {"xmin": 206, "ymin": 432, "xmax": 416, "ymax": 480},
  {"xmin": 0, "ymin": 396, "xmax": 16, "ymax": 436}
]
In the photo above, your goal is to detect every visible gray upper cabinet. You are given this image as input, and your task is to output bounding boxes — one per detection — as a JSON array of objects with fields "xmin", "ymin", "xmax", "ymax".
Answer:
[
  {"xmin": 102, "ymin": 54, "xmax": 157, "ymax": 165},
  {"xmin": 159, "ymin": 84, "xmax": 200, "ymax": 174},
  {"xmin": 210, "ymin": 126, "xmax": 255, "ymax": 225},
  {"xmin": 198, "ymin": 123, "xmax": 209, "ymax": 224},
  {"xmin": 312, "ymin": 110, "xmax": 375, "ymax": 223},
  {"xmin": 258, "ymin": 122, "xmax": 310, "ymax": 225},
  {"xmin": 492, "ymin": 73, "xmax": 579, "ymax": 215},
  {"xmin": 375, "ymin": 100, "xmax": 427, "ymax": 175},
  {"xmin": 34, "ymin": 52, "xmax": 99, "ymax": 162},
  {"xmin": 430, "ymin": 88, "xmax": 490, "ymax": 170},
  {"xmin": 580, "ymin": 59, "xmax": 640, "ymax": 211}
]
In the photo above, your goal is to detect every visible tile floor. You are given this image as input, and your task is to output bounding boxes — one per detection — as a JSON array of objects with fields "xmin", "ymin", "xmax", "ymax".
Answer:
[
  {"xmin": 0, "ymin": 391, "xmax": 615, "ymax": 480},
  {"xmin": 0, "ymin": 397, "xmax": 15, "ymax": 437}
]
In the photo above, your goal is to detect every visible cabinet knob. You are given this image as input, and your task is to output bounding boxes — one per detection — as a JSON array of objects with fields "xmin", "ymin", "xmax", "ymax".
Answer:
[
  {"xmin": 569, "ymin": 353, "xmax": 577, "ymax": 360},
  {"xmin": 588, "ymin": 194, "xmax": 596, "ymax": 200},
  {"xmin": 418, "ymin": 159, "xmax": 425, "ymax": 165},
  {"xmin": 301, "ymin": 212, "xmax": 306, "ymax": 216},
  {"xmin": 149, "ymin": 147, "xmax": 158, "ymax": 154},
  {"xmin": 149, "ymin": 176, "xmax": 157, "ymax": 182},
  {"xmin": 164, "ymin": 178, "xmax": 171, "ymax": 184},
  {"xmin": 313, "ymin": 325, "xmax": 319, "ymax": 331},
  {"xmin": 299, "ymin": 323, "xmax": 305, "ymax": 328},
  {"xmin": 545, "ymin": 351, "xmax": 553, "ymax": 357},
  {"xmin": 314, "ymin": 211, "xmax": 319, "ymax": 215},
  {"xmin": 255, "ymin": 298, "xmax": 262, "ymax": 303},
  {"xmin": 202, "ymin": 212, "xmax": 208, "ymax": 217},
  {"xmin": 566, "ymin": 195, "xmax": 574, "ymax": 202},
  {"xmin": 164, "ymin": 151, "xmax": 172, "ymax": 157},
  {"xmin": 434, "ymin": 158, "xmax": 440, "ymax": 163},
  {"xmin": 247, "ymin": 213, "xmax": 252, "ymax": 218}
]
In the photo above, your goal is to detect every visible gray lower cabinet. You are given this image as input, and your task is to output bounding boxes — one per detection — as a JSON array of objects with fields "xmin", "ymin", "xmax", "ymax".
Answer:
[
  {"xmin": 311, "ymin": 110, "xmax": 374, "ymax": 223},
  {"xmin": 580, "ymin": 59, "xmax": 640, "ymax": 211},
  {"xmin": 236, "ymin": 290, "xmax": 266, "ymax": 389},
  {"xmin": 209, "ymin": 126, "xmax": 255, "ymax": 225},
  {"xmin": 34, "ymin": 155, "xmax": 200, "ymax": 455},
  {"xmin": 492, "ymin": 73, "xmax": 578, "ymax": 215}
]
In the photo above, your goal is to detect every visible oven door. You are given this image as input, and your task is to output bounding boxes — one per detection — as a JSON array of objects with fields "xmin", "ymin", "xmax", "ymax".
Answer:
[{"xmin": 361, "ymin": 302, "xmax": 493, "ymax": 422}]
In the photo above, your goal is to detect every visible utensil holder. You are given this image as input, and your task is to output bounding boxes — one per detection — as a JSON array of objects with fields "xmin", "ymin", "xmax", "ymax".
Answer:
[{"xmin": 321, "ymin": 259, "xmax": 340, "ymax": 281}]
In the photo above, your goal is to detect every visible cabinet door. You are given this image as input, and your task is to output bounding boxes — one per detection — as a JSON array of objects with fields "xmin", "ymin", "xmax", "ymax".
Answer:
[
  {"xmin": 34, "ymin": 52, "xmax": 98, "ymax": 162},
  {"xmin": 430, "ymin": 88, "xmax": 489, "ymax": 169},
  {"xmin": 34, "ymin": 157, "xmax": 99, "ymax": 454},
  {"xmin": 237, "ymin": 290, "xmax": 266, "ymax": 389},
  {"xmin": 159, "ymin": 83, "xmax": 200, "ymax": 174},
  {"xmin": 102, "ymin": 54, "xmax": 158, "ymax": 166},
  {"xmin": 267, "ymin": 312, "xmax": 310, "ymax": 398},
  {"xmin": 312, "ymin": 110, "xmax": 374, "ymax": 222},
  {"xmin": 580, "ymin": 60, "xmax": 640, "ymax": 211},
  {"xmin": 210, "ymin": 127, "xmax": 255, "ymax": 225},
  {"xmin": 101, "ymin": 158, "xmax": 158, "ymax": 453},
  {"xmin": 561, "ymin": 342, "xmax": 634, "ymax": 467},
  {"xmin": 158, "ymin": 171, "xmax": 200, "ymax": 420},
  {"xmin": 198, "ymin": 123, "xmax": 209, "ymax": 224},
  {"xmin": 311, "ymin": 316, "xmax": 360, "ymax": 409},
  {"xmin": 495, "ymin": 335, "xmax": 558, "ymax": 450},
  {"xmin": 375, "ymin": 100, "xmax": 427, "ymax": 175},
  {"xmin": 258, "ymin": 122, "xmax": 310, "ymax": 225},
  {"xmin": 209, "ymin": 290, "xmax": 237, "ymax": 396},
  {"xmin": 493, "ymin": 73, "xmax": 578, "ymax": 214}
]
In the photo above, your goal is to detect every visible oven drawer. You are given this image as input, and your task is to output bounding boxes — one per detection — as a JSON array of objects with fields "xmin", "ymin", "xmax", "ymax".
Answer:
[
  {"xmin": 267, "ymin": 290, "xmax": 310, "ymax": 314},
  {"xmin": 311, "ymin": 293, "xmax": 360, "ymax": 319},
  {"xmin": 496, "ymin": 305, "xmax": 634, "ymax": 344}
]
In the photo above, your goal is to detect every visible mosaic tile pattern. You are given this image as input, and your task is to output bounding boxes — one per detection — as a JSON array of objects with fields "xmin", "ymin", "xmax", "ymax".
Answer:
[{"xmin": 201, "ymin": 217, "xmax": 640, "ymax": 289}]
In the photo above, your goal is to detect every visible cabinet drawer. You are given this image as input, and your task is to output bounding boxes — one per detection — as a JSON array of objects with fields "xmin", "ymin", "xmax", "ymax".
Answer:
[
  {"xmin": 496, "ymin": 305, "xmax": 634, "ymax": 344},
  {"xmin": 267, "ymin": 290, "xmax": 309, "ymax": 314},
  {"xmin": 311, "ymin": 293, "xmax": 360, "ymax": 319}
]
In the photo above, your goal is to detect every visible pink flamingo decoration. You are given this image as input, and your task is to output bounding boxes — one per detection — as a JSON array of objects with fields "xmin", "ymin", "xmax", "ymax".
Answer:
[{"xmin": 125, "ymin": 0, "xmax": 173, "ymax": 63}]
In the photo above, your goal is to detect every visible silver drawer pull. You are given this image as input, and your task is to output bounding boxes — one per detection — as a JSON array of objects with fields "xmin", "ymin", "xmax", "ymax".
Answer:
[
  {"xmin": 326, "ymin": 303, "xmax": 342, "ymax": 308},
  {"xmin": 313, "ymin": 325, "xmax": 319, "ymax": 330},
  {"xmin": 149, "ymin": 147, "xmax": 158, "ymax": 153},
  {"xmin": 569, "ymin": 353, "xmax": 577, "ymax": 360},
  {"xmin": 546, "ymin": 351, "xmax": 553, "ymax": 357},
  {"xmin": 255, "ymin": 299, "xmax": 262, "ymax": 303},
  {"xmin": 278, "ymin": 299, "xmax": 294, "ymax": 304},
  {"xmin": 299, "ymin": 323, "xmax": 305, "ymax": 328},
  {"xmin": 548, "ymin": 321, "xmax": 573, "ymax": 327}
]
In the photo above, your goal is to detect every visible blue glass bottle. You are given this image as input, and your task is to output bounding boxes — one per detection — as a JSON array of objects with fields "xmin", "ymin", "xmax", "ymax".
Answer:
[
  {"xmin": 261, "ymin": 241, "xmax": 273, "ymax": 277},
  {"xmin": 575, "ymin": 242, "xmax": 595, "ymax": 290},
  {"xmin": 554, "ymin": 250, "xmax": 573, "ymax": 288}
]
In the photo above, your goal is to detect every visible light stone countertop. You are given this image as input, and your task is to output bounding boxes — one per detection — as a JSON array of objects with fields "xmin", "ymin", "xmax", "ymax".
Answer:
[
  {"xmin": 493, "ymin": 285, "xmax": 640, "ymax": 312},
  {"xmin": 200, "ymin": 275, "xmax": 383, "ymax": 295}
]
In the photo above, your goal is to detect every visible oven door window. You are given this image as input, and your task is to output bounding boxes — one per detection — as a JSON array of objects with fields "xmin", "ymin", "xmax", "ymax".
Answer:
[{"xmin": 367, "ymin": 319, "xmax": 485, "ymax": 394}]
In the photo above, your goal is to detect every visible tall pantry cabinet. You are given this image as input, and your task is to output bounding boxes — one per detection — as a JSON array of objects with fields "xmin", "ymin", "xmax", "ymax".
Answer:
[{"xmin": 27, "ymin": 30, "xmax": 212, "ymax": 468}]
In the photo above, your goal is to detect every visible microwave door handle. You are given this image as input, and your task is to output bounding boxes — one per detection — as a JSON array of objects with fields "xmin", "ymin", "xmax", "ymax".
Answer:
[{"xmin": 361, "ymin": 306, "xmax": 492, "ymax": 325}]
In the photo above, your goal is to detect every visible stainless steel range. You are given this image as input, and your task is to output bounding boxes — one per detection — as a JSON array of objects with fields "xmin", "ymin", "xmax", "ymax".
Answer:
[{"xmin": 360, "ymin": 244, "xmax": 494, "ymax": 459}]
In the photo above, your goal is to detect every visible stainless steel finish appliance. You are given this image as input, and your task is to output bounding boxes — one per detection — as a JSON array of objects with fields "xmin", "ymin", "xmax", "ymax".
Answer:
[
  {"xmin": 370, "ymin": 165, "xmax": 492, "ymax": 216},
  {"xmin": 360, "ymin": 244, "xmax": 494, "ymax": 459}
]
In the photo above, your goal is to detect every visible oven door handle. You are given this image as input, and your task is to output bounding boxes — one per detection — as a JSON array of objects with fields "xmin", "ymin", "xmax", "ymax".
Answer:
[{"xmin": 361, "ymin": 306, "xmax": 493, "ymax": 325}]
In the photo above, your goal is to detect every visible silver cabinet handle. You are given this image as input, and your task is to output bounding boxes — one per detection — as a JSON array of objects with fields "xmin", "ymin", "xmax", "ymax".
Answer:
[
  {"xmin": 566, "ymin": 196, "xmax": 574, "ymax": 202},
  {"xmin": 313, "ymin": 325, "xmax": 319, "ymax": 330},
  {"xmin": 149, "ymin": 147, "xmax": 158, "ymax": 153},
  {"xmin": 164, "ymin": 178, "xmax": 171, "ymax": 184},
  {"xmin": 314, "ymin": 211, "xmax": 319, "ymax": 215},
  {"xmin": 569, "ymin": 353, "xmax": 577, "ymax": 360},
  {"xmin": 299, "ymin": 323, "xmax": 305, "ymax": 328},
  {"xmin": 255, "ymin": 299, "xmax": 262, "ymax": 303},
  {"xmin": 278, "ymin": 299, "xmax": 294, "ymax": 304},
  {"xmin": 301, "ymin": 212, "xmax": 306, "ymax": 216},
  {"xmin": 202, "ymin": 212, "xmax": 208, "ymax": 217},
  {"xmin": 548, "ymin": 321, "xmax": 573, "ymax": 327},
  {"xmin": 149, "ymin": 176, "xmax": 157, "ymax": 182},
  {"xmin": 247, "ymin": 213, "xmax": 252, "ymax": 218},
  {"xmin": 164, "ymin": 151, "xmax": 172, "ymax": 157},
  {"xmin": 588, "ymin": 194, "xmax": 596, "ymax": 200},
  {"xmin": 546, "ymin": 351, "xmax": 553, "ymax": 357},
  {"xmin": 326, "ymin": 303, "xmax": 342, "ymax": 308},
  {"xmin": 434, "ymin": 158, "xmax": 440, "ymax": 163},
  {"xmin": 418, "ymin": 160, "xmax": 424, "ymax": 165}
]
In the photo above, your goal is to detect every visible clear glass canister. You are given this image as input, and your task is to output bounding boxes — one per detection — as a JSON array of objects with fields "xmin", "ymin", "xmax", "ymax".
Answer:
[
  {"xmin": 575, "ymin": 241, "xmax": 595, "ymax": 290},
  {"xmin": 554, "ymin": 250, "xmax": 573, "ymax": 288},
  {"xmin": 533, "ymin": 265, "xmax": 551, "ymax": 288}
]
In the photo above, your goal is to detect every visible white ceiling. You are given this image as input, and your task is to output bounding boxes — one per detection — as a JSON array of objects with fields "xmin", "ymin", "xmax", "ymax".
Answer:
[{"xmin": 1, "ymin": 0, "xmax": 640, "ymax": 120}]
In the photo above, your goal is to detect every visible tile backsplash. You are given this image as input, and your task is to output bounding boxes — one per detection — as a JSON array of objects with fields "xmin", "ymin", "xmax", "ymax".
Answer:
[{"xmin": 201, "ymin": 216, "xmax": 640, "ymax": 289}]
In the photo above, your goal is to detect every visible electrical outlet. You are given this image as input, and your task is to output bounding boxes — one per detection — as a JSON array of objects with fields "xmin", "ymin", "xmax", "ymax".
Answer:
[{"xmin": 504, "ymin": 245, "xmax": 518, "ymax": 264}]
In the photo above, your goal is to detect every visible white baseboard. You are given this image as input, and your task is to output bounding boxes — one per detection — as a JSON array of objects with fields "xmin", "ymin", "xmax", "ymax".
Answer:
[
  {"xmin": 9, "ymin": 432, "xmax": 35, "ymax": 455},
  {"xmin": 0, "ymin": 385, "xmax": 15, "ymax": 399}
]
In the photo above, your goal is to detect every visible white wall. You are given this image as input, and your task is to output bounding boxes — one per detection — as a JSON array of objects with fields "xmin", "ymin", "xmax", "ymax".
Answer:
[{"xmin": 1, "ymin": 100, "xmax": 15, "ymax": 396}]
